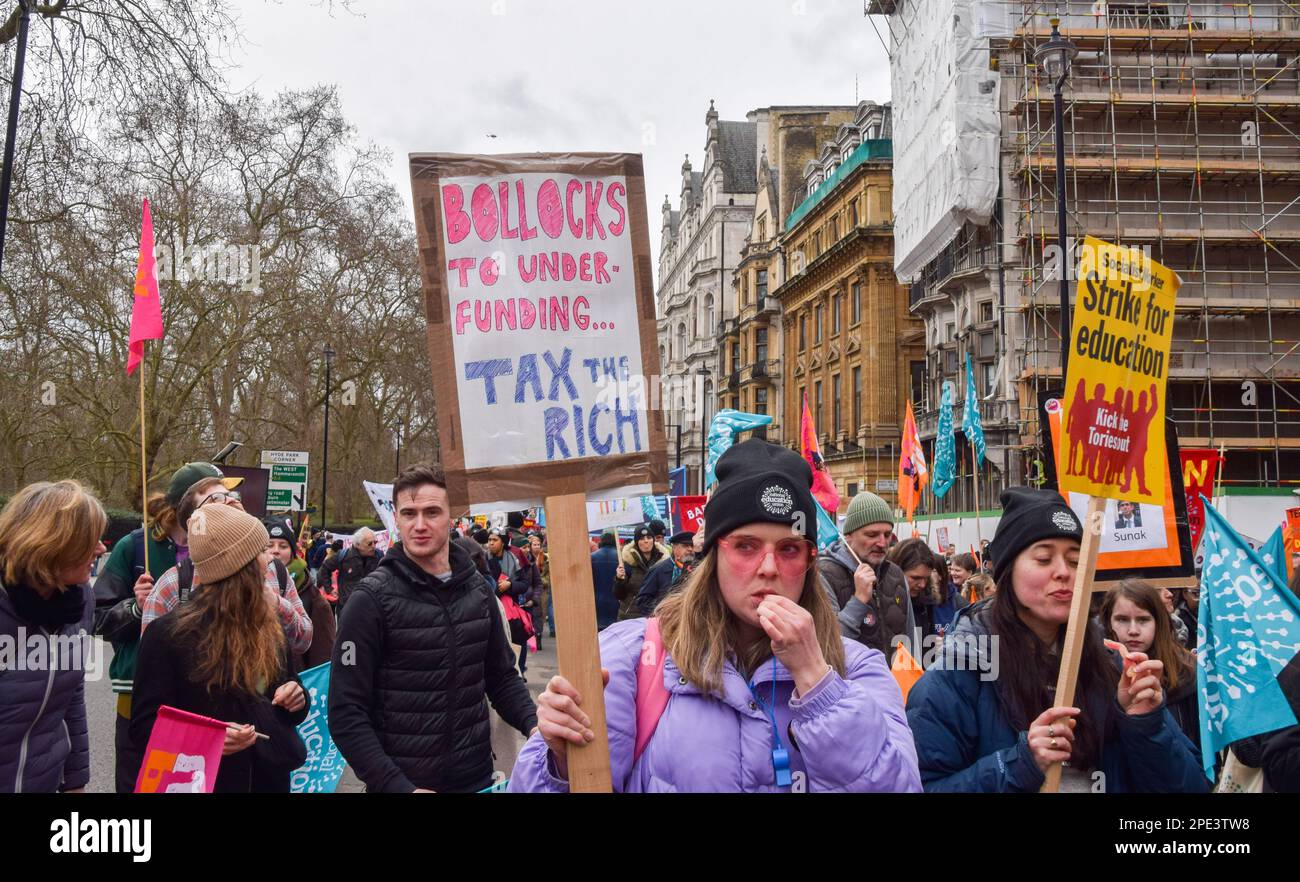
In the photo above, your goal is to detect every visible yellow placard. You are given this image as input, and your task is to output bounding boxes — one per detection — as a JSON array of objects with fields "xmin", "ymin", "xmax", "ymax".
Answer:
[{"xmin": 1059, "ymin": 236, "xmax": 1180, "ymax": 505}]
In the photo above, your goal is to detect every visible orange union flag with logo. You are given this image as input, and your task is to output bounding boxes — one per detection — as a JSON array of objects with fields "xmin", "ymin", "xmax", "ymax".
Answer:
[
  {"xmin": 126, "ymin": 198, "xmax": 164, "ymax": 375},
  {"xmin": 1060, "ymin": 236, "xmax": 1179, "ymax": 505},
  {"xmin": 898, "ymin": 401, "xmax": 928, "ymax": 522}
]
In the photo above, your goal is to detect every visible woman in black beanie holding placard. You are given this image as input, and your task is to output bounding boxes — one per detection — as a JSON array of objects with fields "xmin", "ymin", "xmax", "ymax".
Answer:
[{"xmin": 905, "ymin": 487, "xmax": 1207, "ymax": 793}]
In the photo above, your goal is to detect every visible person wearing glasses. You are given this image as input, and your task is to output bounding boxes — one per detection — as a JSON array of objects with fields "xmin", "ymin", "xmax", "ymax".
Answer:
[
  {"xmin": 140, "ymin": 476, "xmax": 312, "ymax": 657},
  {"xmin": 508, "ymin": 439, "xmax": 922, "ymax": 793}
]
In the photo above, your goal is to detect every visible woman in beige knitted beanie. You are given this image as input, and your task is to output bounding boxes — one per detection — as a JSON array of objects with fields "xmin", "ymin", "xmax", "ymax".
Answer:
[{"xmin": 130, "ymin": 505, "xmax": 310, "ymax": 792}]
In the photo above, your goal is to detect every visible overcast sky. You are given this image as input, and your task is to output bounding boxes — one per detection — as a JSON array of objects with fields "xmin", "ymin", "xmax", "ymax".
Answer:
[{"xmin": 229, "ymin": 0, "xmax": 890, "ymax": 269}]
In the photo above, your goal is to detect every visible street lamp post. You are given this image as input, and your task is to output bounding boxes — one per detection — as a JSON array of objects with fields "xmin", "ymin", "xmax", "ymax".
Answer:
[
  {"xmin": 322, "ymin": 345, "xmax": 335, "ymax": 530},
  {"xmin": 697, "ymin": 365, "xmax": 711, "ymax": 494},
  {"xmin": 1036, "ymin": 17, "xmax": 1078, "ymax": 377},
  {"xmin": 0, "ymin": 0, "xmax": 33, "ymax": 280},
  {"xmin": 393, "ymin": 422, "xmax": 402, "ymax": 477}
]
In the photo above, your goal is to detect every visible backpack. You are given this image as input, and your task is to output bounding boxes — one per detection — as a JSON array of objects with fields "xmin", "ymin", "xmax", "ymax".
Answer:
[
  {"xmin": 176, "ymin": 557, "xmax": 291, "ymax": 603},
  {"xmin": 634, "ymin": 617, "xmax": 671, "ymax": 764}
]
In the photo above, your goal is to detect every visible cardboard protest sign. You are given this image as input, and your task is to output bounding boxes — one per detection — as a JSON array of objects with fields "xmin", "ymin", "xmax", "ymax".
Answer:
[
  {"xmin": 410, "ymin": 152, "xmax": 667, "ymax": 512},
  {"xmin": 1059, "ymin": 236, "xmax": 1180, "ymax": 506},
  {"xmin": 1287, "ymin": 508, "xmax": 1300, "ymax": 555},
  {"xmin": 410, "ymin": 152, "xmax": 668, "ymax": 793},
  {"xmin": 1179, "ymin": 450, "xmax": 1221, "ymax": 554}
]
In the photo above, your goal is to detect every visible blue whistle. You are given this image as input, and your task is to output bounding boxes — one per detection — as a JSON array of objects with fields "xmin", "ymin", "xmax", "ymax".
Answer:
[{"xmin": 772, "ymin": 748, "xmax": 792, "ymax": 787}]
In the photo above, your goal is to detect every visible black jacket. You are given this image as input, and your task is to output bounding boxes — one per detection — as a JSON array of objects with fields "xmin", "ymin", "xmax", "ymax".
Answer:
[
  {"xmin": 634, "ymin": 556, "xmax": 690, "ymax": 618},
  {"xmin": 130, "ymin": 613, "xmax": 308, "ymax": 793},
  {"xmin": 1232, "ymin": 652, "xmax": 1300, "ymax": 792},
  {"xmin": 319, "ymin": 548, "xmax": 383, "ymax": 609},
  {"xmin": 328, "ymin": 541, "xmax": 537, "ymax": 793}
]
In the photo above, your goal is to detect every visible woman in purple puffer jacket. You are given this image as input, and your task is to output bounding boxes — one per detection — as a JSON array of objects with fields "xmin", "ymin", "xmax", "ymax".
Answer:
[{"xmin": 509, "ymin": 439, "xmax": 921, "ymax": 793}]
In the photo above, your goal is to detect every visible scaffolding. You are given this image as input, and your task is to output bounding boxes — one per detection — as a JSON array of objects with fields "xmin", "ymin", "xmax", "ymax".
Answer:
[{"xmin": 1002, "ymin": 0, "xmax": 1300, "ymax": 489}]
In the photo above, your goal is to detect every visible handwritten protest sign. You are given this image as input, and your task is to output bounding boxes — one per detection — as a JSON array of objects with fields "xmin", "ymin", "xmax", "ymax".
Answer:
[
  {"xmin": 410, "ymin": 152, "xmax": 667, "ymax": 792},
  {"xmin": 1059, "ymin": 237, "xmax": 1180, "ymax": 506},
  {"xmin": 410, "ymin": 152, "xmax": 667, "ymax": 513}
]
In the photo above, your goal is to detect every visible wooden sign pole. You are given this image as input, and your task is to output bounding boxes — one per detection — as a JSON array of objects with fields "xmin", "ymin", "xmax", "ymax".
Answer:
[
  {"xmin": 544, "ymin": 491, "xmax": 612, "ymax": 793},
  {"xmin": 1040, "ymin": 494, "xmax": 1106, "ymax": 793}
]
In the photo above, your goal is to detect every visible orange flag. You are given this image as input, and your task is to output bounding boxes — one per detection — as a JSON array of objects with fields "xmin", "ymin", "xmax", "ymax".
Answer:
[
  {"xmin": 898, "ymin": 401, "xmax": 928, "ymax": 523},
  {"xmin": 891, "ymin": 642, "xmax": 924, "ymax": 705}
]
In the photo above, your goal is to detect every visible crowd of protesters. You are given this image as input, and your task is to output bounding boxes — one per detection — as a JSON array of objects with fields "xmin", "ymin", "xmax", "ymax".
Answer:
[{"xmin": 2, "ymin": 443, "xmax": 1298, "ymax": 793}]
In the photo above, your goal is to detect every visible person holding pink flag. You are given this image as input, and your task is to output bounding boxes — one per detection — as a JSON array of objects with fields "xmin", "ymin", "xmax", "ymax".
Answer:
[{"xmin": 132, "ymin": 505, "xmax": 309, "ymax": 792}]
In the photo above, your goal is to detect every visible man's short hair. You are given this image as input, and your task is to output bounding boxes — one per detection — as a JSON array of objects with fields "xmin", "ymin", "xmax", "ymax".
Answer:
[
  {"xmin": 353, "ymin": 527, "xmax": 375, "ymax": 544},
  {"xmin": 392, "ymin": 463, "xmax": 448, "ymax": 508}
]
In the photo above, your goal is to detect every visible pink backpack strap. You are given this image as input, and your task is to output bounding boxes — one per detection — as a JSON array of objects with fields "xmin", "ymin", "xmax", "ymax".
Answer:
[{"xmin": 634, "ymin": 617, "xmax": 671, "ymax": 763}]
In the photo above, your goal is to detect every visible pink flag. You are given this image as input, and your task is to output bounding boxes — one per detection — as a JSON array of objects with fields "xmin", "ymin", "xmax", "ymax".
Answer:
[
  {"xmin": 126, "ymin": 198, "xmax": 163, "ymax": 375},
  {"xmin": 800, "ymin": 391, "xmax": 840, "ymax": 514},
  {"xmin": 134, "ymin": 705, "xmax": 226, "ymax": 793}
]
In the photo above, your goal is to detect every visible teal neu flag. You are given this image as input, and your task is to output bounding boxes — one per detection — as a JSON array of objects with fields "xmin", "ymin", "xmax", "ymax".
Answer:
[
  {"xmin": 1197, "ymin": 498, "xmax": 1300, "ymax": 780},
  {"xmin": 814, "ymin": 499, "xmax": 842, "ymax": 552},
  {"xmin": 1259, "ymin": 525, "xmax": 1289, "ymax": 586},
  {"xmin": 932, "ymin": 380, "xmax": 956, "ymax": 499},
  {"xmin": 291, "ymin": 662, "xmax": 348, "ymax": 793},
  {"xmin": 963, "ymin": 353, "xmax": 985, "ymax": 466},
  {"xmin": 704, "ymin": 409, "xmax": 773, "ymax": 491}
]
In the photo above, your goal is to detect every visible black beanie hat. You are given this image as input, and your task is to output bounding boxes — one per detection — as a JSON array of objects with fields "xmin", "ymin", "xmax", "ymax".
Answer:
[
  {"xmin": 701, "ymin": 439, "xmax": 818, "ymax": 554},
  {"xmin": 987, "ymin": 487, "xmax": 1083, "ymax": 584},
  {"xmin": 264, "ymin": 517, "xmax": 295, "ymax": 548}
]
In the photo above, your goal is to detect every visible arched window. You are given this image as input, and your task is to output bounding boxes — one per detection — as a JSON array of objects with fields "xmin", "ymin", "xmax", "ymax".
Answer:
[
  {"xmin": 660, "ymin": 344, "xmax": 667, "ymax": 368},
  {"xmin": 676, "ymin": 323, "xmax": 686, "ymax": 360},
  {"xmin": 704, "ymin": 294, "xmax": 715, "ymax": 336}
]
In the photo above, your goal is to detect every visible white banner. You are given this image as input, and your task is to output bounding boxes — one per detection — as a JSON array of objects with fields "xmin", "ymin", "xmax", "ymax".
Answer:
[
  {"xmin": 586, "ymin": 497, "xmax": 646, "ymax": 532},
  {"xmin": 362, "ymin": 481, "xmax": 398, "ymax": 536}
]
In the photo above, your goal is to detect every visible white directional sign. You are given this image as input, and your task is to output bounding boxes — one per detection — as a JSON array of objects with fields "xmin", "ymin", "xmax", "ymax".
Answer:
[{"xmin": 262, "ymin": 450, "xmax": 309, "ymax": 511}]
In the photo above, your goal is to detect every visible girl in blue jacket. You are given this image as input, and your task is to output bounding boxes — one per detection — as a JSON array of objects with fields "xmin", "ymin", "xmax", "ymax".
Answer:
[{"xmin": 906, "ymin": 487, "xmax": 1208, "ymax": 793}]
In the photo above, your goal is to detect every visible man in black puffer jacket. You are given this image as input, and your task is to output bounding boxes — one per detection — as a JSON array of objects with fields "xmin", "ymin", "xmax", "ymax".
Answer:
[{"xmin": 329, "ymin": 464, "xmax": 537, "ymax": 793}]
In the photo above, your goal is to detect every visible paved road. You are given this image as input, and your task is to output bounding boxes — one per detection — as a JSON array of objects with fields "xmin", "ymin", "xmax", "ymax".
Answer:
[{"xmin": 86, "ymin": 634, "xmax": 560, "ymax": 793}]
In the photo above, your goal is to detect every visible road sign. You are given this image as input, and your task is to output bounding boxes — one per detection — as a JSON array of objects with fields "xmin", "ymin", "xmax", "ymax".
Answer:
[{"xmin": 261, "ymin": 450, "xmax": 309, "ymax": 511}]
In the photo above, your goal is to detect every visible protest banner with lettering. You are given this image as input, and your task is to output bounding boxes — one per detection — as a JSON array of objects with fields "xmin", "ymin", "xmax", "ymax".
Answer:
[
  {"xmin": 410, "ymin": 152, "xmax": 668, "ymax": 792},
  {"xmin": 1179, "ymin": 450, "xmax": 1221, "ymax": 554},
  {"xmin": 134, "ymin": 706, "xmax": 226, "ymax": 793},
  {"xmin": 1059, "ymin": 236, "xmax": 1180, "ymax": 506},
  {"xmin": 671, "ymin": 495, "xmax": 707, "ymax": 536},
  {"xmin": 291, "ymin": 662, "xmax": 347, "ymax": 794},
  {"xmin": 586, "ymin": 497, "xmax": 645, "ymax": 532}
]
